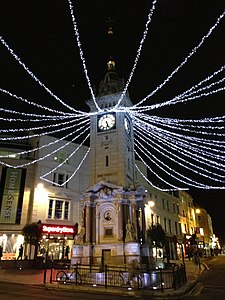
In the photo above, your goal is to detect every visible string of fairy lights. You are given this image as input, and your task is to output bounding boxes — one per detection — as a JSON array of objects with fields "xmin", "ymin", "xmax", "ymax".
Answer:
[{"xmin": 0, "ymin": 1, "xmax": 224, "ymax": 190}]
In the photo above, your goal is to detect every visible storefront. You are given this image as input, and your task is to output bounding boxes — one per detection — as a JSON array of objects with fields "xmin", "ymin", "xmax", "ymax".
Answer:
[{"xmin": 40, "ymin": 224, "xmax": 77, "ymax": 260}]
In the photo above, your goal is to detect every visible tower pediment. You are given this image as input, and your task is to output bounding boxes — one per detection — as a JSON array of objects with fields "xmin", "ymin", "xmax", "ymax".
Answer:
[{"xmin": 84, "ymin": 181, "xmax": 123, "ymax": 200}]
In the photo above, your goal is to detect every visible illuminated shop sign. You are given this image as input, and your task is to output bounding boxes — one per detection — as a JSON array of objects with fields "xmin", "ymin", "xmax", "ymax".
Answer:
[{"xmin": 42, "ymin": 224, "xmax": 75, "ymax": 235}]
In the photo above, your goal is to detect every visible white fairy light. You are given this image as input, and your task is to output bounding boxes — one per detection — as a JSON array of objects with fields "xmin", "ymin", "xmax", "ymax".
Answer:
[
  {"xmin": 0, "ymin": 120, "xmax": 89, "ymax": 159},
  {"xmin": 135, "ymin": 164, "xmax": 188, "ymax": 192},
  {"xmin": 0, "ymin": 3, "xmax": 224, "ymax": 191},
  {"xmin": 0, "ymin": 116, "xmax": 88, "ymax": 134},
  {"xmin": 134, "ymin": 118, "xmax": 225, "ymax": 172},
  {"xmin": 136, "ymin": 112, "xmax": 225, "ymax": 137},
  {"xmin": 134, "ymin": 121, "xmax": 225, "ymax": 184},
  {"xmin": 135, "ymin": 142, "xmax": 208, "ymax": 189},
  {"xmin": 133, "ymin": 10, "xmax": 225, "ymax": 108},
  {"xmin": 114, "ymin": 0, "xmax": 158, "ymax": 110},
  {"xmin": 0, "ymin": 87, "xmax": 74, "ymax": 116},
  {"xmin": 0, "ymin": 117, "xmax": 90, "ymax": 141},
  {"xmin": 175, "ymin": 65, "xmax": 225, "ymax": 99},
  {"xmin": 134, "ymin": 124, "xmax": 225, "ymax": 183},
  {"xmin": 67, "ymin": 0, "xmax": 101, "ymax": 112},
  {"xmin": 40, "ymin": 134, "xmax": 90, "ymax": 186},
  {"xmin": 41, "ymin": 147, "xmax": 90, "ymax": 187},
  {"xmin": 0, "ymin": 126, "xmax": 90, "ymax": 168},
  {"xmin": 0, "ymin": 36, "xmax": 85, "ymax": 114}
]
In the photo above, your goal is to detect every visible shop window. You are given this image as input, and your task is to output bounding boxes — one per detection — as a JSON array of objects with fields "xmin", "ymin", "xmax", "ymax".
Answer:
[{"xmin": 48, "ymin": 199, "xmax": 69, "ymax": 220}]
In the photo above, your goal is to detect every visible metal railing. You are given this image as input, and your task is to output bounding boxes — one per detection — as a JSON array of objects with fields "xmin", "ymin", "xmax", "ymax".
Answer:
[{"xmin": 43, "ymin": 261, "xmax": 187, "ymax": 292}]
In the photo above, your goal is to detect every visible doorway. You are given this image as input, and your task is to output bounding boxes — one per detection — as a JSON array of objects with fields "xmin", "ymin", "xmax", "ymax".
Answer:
[{"xmin": 102, "ymin": 249, "xmax": 111, "ymax": 266}]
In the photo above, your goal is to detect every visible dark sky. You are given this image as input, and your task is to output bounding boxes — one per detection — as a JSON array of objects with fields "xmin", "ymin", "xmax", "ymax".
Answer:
[{"xmin": 0, "ymin": 1, "xmax": 225, "ymax": 242}]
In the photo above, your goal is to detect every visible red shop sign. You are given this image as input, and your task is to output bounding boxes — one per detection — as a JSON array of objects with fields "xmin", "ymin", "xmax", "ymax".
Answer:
[{"xmin": 42, "ymin": 224, "xmax": 75, "ymax": 235}]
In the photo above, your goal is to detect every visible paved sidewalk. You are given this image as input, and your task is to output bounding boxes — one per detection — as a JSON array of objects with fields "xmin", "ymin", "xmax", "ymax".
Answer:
[{"xmin": 0, "ymin": 258, "xmax": 209, "ymax": 297}]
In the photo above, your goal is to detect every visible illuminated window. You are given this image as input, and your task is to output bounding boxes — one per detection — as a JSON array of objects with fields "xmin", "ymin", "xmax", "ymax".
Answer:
[{"xmin": 48, "ymin": 199, "xmax": 70, "ymax": 220}]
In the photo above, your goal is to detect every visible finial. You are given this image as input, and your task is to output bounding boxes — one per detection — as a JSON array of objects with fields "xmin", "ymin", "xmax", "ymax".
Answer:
[{"xmin": 106, "ymin": 17, "xmax": 116, "ymax": 71}]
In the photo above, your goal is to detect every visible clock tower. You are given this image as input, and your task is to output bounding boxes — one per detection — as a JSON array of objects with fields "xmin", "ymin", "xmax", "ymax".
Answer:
[
  {"xmin": 86, "ymin": 61, "xmax": 135, "ymax": 188},
  {"xmin": 71, "ymin": 23, "xmax": 147, "ymax": 267}
]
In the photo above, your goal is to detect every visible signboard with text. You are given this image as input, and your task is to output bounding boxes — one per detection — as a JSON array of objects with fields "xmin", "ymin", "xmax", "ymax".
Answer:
[
  {"xmin": 42, "ymin": 224, "xmax": 75, "ymax": 235},
  {"xmin": 0, "ymin": 168, "xmax": 25, "ymax": 224}
]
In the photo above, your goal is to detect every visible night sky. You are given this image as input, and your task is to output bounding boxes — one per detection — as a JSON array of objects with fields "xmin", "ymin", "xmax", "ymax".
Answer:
[{"xmin": 0, "ymin": 1, "xmax": 225, "ymax": 242}]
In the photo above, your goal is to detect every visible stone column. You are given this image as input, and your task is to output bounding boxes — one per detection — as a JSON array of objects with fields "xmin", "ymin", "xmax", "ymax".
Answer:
[
  {"xmin": 117, "ymin": 198, "xmax": 123, "ymax": 241},
  {"xmin": 85, "ymin": 201, "xmax": 91, "ymax": 243}
]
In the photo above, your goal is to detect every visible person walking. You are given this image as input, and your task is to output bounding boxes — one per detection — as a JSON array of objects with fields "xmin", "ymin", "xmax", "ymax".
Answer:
[
  {"xmin": 0, "ymin": 245, "xmax": 3, "ymax": 260},
  {"xmin": 65, "ymin": 245, "xmax": 70, "ymax": 260},
  {"xmin": 17, "ymin": 244, "xmax": 23, "ymax": 260}
]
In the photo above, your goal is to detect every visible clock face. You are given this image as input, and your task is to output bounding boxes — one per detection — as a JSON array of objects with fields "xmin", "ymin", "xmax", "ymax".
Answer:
[
  {"xmin": 124, "ymin": 117, "xmax": 131, "ymax": 134},
  {"xmin": 98, "ymin": 114, "xmax": 116, "ymax": 131}
]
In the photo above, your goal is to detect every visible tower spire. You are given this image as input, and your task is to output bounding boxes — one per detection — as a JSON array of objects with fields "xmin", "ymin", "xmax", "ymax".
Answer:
[
  {"xmin": 96, "ymin": 17, "xmax": 125, "ymax": 97},
  {"xmin": 106, "ymin": 17, "xmax": 115, "ymax": 71}
]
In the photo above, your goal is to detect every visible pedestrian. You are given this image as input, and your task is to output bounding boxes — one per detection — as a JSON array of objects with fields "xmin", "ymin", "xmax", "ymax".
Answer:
[
  {"xmin": 0, "ymin": 245, "xmax": 3, "ymax": 260},
  {"xmin": 17, "ymin": 244, "xmax": 23, "ymax": 260},
  {"xmin": 65, "ymin": 245, "xmax": 70, "ymax": 260}
]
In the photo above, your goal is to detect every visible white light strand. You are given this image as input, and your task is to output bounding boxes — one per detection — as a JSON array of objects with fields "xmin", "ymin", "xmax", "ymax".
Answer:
[
  {"xmin": 127, "ymin": 80, "xmax": 225, "ymax": 113},
  {"xmin": 134, "ymin": 121, "xmax": 225, "ymax": 181},
  {"xmin": 40, "ymin": 133, "xmax": 90, "ymax": 182},
  {"xmin": 135, "ymin": 164, "xmax": 188, "ymax": 191},
  {"xmin": 133, "ymin": 113, "xmax": 225, "ymax": 149},
  {"xmin": 135, "ymin": 140, "xmax": 209, "ymax": 188},
  {"xmin": 0, "ymin": 107, "xmax": 72, "ymax": 119},
  {"xmin": 114, "ymin": 0, "xmax": 157, "ymax": 110},
  {"xmin": 174, "ymin": 64, "xmax": 225, "ymax": 100},
  {"xmin": 0, "ymin": 120, "xmax": 89, "ymax": 159},
  {"xmin": 0, "ymin": 116, "xmax": 75, "ymax": 123},
  {"xmin": 135, "ymin": 140, "xmax": 203, "ymax": 188},
  {"xmin": 134, "ymin": 123, "xmax": 225, "ymax": 182},
  {"xmin": 67, "ymin": 0, "xmax": 100, "ymax": 112},
  {"xmin": 134, "ymin": 118, "xmax": 225, "ymax": 171},
  {"xmin": 133, "ymin": 10, "xmax": 225, "ymax": 108},
  {"xmin": 135, "ymin": 125, "xmax": 225, "ymax": 182},
  {"xmin": 0, "ymin": 116, "xmax": 88, "ymax": 134},
  {"xmin": 0, "ymin": 118, "xmax": 89, "ymax": 141},
  {"xmin": 136, "ymin": 112, "xmax": 225, "ymax": 136},
  {"xmin": 0, "ymin": 126, "xmax": 90, "ymax": 169},
  {"xmin": 140, "ymin": 116, "xmax": 225, "ymax": 155},
  {"xmin": 149, "ymin": 85, "xmax": 225, "ymax": 111},
  {"xmin": 0, "ymin": 87, "xmax": 74, "ymax": 116},
  {"xmin": 41, "ymin": 147, "xmax": 90, "ymax": 187},
  {"xmin": 0, "ymin": 36, "xmax": 85, "ymax": 114}
]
